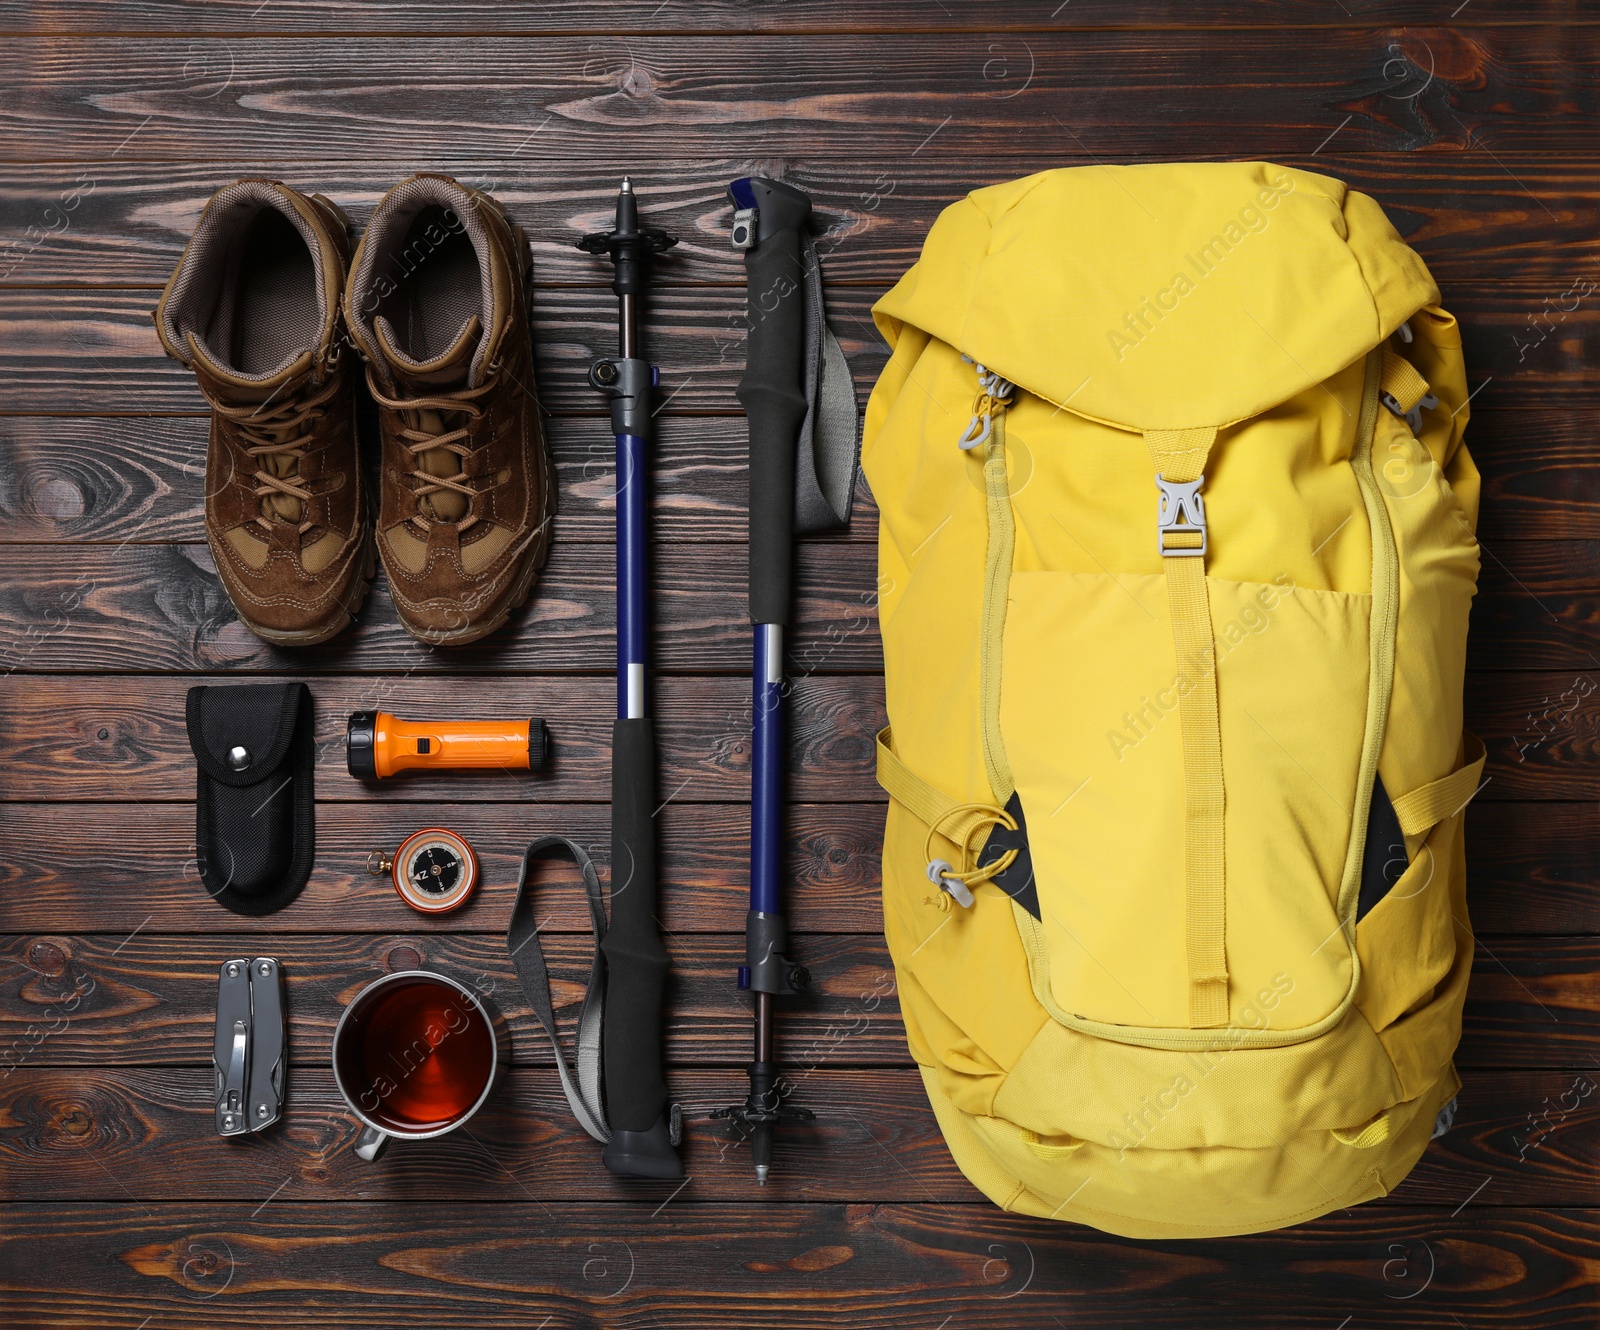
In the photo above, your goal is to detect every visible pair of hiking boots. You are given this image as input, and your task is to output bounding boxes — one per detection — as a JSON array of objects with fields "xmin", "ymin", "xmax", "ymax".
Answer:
[{"xmin": 154, "ymin": 175, "xmax": 555, "ymax": 647}]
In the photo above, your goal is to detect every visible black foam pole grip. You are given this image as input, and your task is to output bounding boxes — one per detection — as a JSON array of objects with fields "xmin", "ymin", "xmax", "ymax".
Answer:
[
  {"xmin": 601, "ymin": 716, "xmax": 671, "ymax": 1136},
  {"xmin": 739, "ymin": 182, "xmax": 811, "ymax": 627}
]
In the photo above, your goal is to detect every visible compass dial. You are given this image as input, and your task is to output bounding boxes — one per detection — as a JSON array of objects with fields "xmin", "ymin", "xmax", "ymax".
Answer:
[
  {"xmin": 407, "ymin": 843, "xmax": 464, "ymax": 896},
  {"xmin": 390, "ymin": 829, "xmax": 479, "ymax": 914}
]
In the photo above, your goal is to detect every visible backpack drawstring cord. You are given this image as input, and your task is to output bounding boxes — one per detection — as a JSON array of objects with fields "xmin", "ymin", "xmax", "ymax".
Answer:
[{"xmin": 923, "ymin": 801, "xmax": 1020, "ymax": 910}]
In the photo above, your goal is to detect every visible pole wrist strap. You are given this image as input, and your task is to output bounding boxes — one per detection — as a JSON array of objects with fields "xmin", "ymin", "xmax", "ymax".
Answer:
[
  {"xmin": 793, "ymin": 229, "xmax": 861, "ymax": 534},
  {"xmin": 507, "ymin": 835, "xmax": 611, "ymax": 1143}
]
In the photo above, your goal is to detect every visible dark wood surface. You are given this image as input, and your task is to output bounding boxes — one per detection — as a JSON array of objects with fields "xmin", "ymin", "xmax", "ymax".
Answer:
[{"xmin": 1, "ymin": 4, "xmax": 1597, "ymax": 1327}]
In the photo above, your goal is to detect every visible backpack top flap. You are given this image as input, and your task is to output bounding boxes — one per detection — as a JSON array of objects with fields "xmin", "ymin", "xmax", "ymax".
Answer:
[{"xmin": 872, "ymin": 161, "xmax": 1438, "ymax": 432}]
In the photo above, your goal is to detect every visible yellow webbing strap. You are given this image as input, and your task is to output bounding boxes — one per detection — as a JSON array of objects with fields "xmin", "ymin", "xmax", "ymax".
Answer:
[
  {"xmin": 1380, "ymin": 346, "xmax": 1430, "ymax": 415},
  {"xmin": 1146, "ymin": 425, "xmax": 1229, "ymax": 1029},
  {"xmin": 1332, "ymin": 1108, "xmax": 1393, "ymax": 1149},
  {"xmin": 979, "ymin": 413, "xmax": 1017, "ymax": 801},
  {"xmin": 1023, "ymin": 1129, "xmax": 1087, "ymax": 1158},
  {"xmin": 1390, "ymin": 733, "xmax": 1487, "ymax": 838},
  {"xmin": 875, "ymin": 727, "xmax": 996, "ymax": 861}
]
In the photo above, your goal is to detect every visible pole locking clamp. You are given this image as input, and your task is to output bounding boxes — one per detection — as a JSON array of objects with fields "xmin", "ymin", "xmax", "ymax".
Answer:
[{"xmin": 730, "ymin": 206, "xmax": 758, "ymax": 250}]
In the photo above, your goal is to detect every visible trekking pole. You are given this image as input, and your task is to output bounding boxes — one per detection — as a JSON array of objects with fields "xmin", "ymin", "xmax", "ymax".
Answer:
[
  {"xmin": 713, "ymin": 177, "xmax": 820, "ymax": 1184},
  {"xmin": 578, "ymin": 179, "xmax": 682, "ymax": 1178}
]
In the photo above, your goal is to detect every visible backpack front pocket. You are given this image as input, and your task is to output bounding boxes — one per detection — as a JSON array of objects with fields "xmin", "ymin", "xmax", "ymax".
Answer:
[{"xmin": 1000, "ymin": 569, "xmax": 1371, "ymax": 1038}]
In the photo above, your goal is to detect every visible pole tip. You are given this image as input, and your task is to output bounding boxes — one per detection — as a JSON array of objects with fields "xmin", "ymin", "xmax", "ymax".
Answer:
[{"xmin": 755, "ymin": 1164, "xmax": 769, "ymax": 1186}]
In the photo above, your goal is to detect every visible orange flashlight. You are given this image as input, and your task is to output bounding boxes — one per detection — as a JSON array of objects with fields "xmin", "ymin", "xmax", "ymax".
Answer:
[{"xmin": 345, "ymin": 710, "xmax": 549, "ymax": 780}]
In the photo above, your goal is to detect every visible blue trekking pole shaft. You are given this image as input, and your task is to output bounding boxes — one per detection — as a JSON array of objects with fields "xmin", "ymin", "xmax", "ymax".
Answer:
[
  {"xmin": 579, "ymin": 179, "xmax": 682, "ymax": 1179},
  {"xmin": 617, "ymin": 382, "xmax": 648, "ymax": 717},
  {"xmin": 723, "ymin": 176, "xmax": 817, "ymax": 1185},
  {"xmin": 751, "ymin": 624, "xmax": 784, "ymax": 916}
]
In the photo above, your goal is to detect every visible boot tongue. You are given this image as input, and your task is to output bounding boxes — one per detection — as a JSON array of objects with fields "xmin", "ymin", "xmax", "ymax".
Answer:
[
  {"xmin": 373, "ymin": 314, "xmax": 484, "ymax": 525},
  {"xmin": 187, "ymin": 333, "xmax": 316, "ymax": 525}
]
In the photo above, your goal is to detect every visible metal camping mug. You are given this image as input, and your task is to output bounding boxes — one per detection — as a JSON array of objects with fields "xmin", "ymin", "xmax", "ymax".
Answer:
[{"xmin": 331, "ymin": 969, "xmax": 505, "ymax": 1160}]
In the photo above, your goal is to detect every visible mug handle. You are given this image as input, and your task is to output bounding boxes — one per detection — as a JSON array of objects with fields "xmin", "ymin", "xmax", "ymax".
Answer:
[{"xmin": 354, "ymin": 1125, "xmax": 389, "ymax": 1161}]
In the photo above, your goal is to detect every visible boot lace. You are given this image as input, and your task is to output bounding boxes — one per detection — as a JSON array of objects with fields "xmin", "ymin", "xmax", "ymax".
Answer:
[
  {"xmin": 366, "ymin": 370, "xmax": 501, "ymax": 534},
  {"xmin": 204, "ymin": 373, "xmax": 342, "ymax": 537}
]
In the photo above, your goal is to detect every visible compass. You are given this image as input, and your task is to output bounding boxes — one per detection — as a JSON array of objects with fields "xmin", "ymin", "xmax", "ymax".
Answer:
[{"xmin": 368, "ymin": 828, "xmax": 480, "ymax": 915}]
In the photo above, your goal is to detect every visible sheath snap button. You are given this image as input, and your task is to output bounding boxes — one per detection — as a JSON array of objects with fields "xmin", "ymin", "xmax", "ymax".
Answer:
[{"xmin": 227, "ymin": 745, "xmax": 252, "ymax": 771}]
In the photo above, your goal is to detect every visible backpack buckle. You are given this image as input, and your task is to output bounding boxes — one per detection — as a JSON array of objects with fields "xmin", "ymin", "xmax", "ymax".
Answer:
[
  {"xmin": 1381, "ymin": 389, "xmax": 1439, "ymax": 437},
  {"xmin": 1156, "ymin": 475, "xmax": 1207, "ymax": 557}
]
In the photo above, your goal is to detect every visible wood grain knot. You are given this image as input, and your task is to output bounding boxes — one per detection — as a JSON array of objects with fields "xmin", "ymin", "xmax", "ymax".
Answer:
[
  {"xmin": 55, "ymin": 1104, "xmax": 92, "ymax": 1137},
  {"xmin": 385, "ymin": 944, "xmax": 424, "ymax": 972},
  {"xmin": 32, "ymin": 477, "xmax": 85, "ymax": 522},
  {"xmin": 122, "ymin": 1236, "xmax": 239, "ymax": 1295},
  {"xmin": 27, "ymin": 939, "xmax": 68, "ymax": 976},
  {"xmin": 747, "ymin": 1244, "xmax": 854, "ymax": 1274},
  {"xmin": 621, "ymin": 64, "xmax": 654, "ymax": 98},
  {"xmin": 747, "ymin": 157, "xmax": 790, "ymax": 183}
]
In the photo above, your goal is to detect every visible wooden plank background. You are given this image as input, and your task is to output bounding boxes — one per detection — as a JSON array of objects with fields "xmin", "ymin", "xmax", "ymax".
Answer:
[{"xmin": 1, "ymin": 4, "xmax": 1597, "ymax": 1327}]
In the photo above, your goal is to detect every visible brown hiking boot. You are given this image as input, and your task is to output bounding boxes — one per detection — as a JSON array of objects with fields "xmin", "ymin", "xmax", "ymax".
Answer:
[
  {"xmin": 343, "ymin": 175, "xmax": 555, "ymax": 647},
  {"xmin": 155, "ymin": 179, "xmax": 373, "ymax": 646}
]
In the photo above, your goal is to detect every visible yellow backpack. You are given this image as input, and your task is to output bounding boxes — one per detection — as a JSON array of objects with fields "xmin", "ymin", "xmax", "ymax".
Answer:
[{"xmin": 863, "ymin": 162, "xmax": 1481, "ymax": 1238}]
